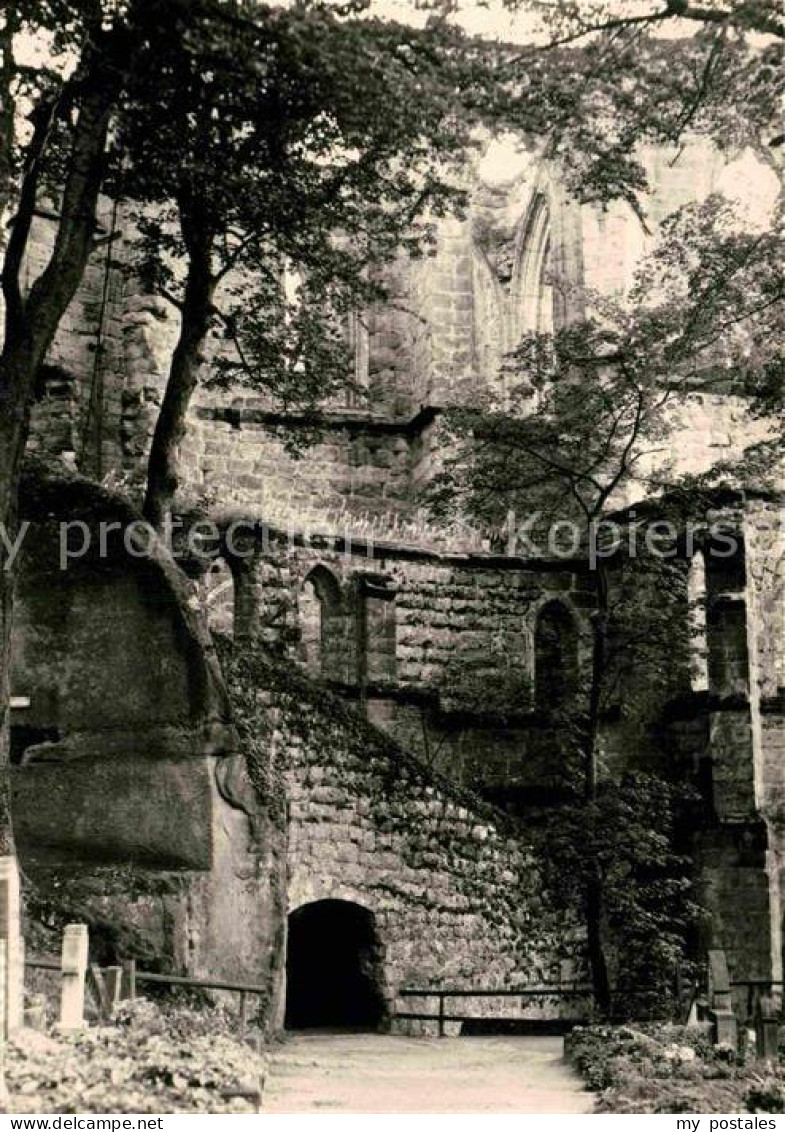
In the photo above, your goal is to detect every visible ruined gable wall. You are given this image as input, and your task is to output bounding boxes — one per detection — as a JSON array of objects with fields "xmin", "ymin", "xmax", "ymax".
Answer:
[{"xmin": 21, "ymin": 140, "xmax": 780, "ymax": 528}]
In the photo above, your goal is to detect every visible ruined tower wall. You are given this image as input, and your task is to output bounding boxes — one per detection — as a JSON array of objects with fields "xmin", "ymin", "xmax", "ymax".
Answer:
[{"xmin": 20, "ymin": 141, "xmax": 780, "ymax": 528}]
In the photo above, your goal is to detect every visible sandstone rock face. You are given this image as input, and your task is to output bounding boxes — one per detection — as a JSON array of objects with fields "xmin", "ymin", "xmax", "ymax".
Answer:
[{"xmin": 11, "ymin": 473, "xmax": 285, "ymax": 1018}]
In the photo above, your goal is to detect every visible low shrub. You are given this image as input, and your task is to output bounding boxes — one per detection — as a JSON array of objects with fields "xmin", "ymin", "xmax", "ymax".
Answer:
[
  {"xmin": 744, "ymin": 1082, "xmax": 785, "ymax": 1114},
  {"xmin": 6, "ymin": 999, "xmax": 266, "ymax": 1114},
  {"xmin": 567, "ymin": 1022, "xmax": 785, "ymax": 1114}
]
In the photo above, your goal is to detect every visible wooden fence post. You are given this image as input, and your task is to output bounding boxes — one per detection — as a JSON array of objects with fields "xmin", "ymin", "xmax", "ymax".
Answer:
[
  {"xmin": 0, "ymin": 856, "xmax": 23, "ymax": 1035},
  {"xmin": 88, "ymin": 965, "xmax": 123, "ymax": 1022},
  {"xmin": 121, "ymin": 959, "xmax": 136, "ymax": 1002},
  {"xmin": 59, "ymin": 924, "xmax": 89, "ymax": 1031},
  {"xmin": 104, "ymin": 967, "xmax": 123, "ymax": 1017}
]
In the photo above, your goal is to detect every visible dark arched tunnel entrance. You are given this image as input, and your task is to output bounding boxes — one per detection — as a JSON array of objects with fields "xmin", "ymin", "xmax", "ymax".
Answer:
[{"xmin": 285, "ymin": 899, "xmax": 387, "ymax": 1030}]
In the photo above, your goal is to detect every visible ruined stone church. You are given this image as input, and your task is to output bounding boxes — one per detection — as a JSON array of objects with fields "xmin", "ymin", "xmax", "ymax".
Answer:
[{"xmin": 8, "ymin": 133, "xmax": 784, "ymax": 1030}]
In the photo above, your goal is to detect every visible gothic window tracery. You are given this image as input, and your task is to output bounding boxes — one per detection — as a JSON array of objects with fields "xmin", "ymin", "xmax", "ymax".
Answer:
[{"xmin": 534, "ymin": 599, "xmax": 579, "ymax": 711}]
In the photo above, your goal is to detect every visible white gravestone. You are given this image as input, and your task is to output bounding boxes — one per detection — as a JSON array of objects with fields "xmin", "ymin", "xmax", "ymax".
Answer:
[{"xmin": 59, "ymin": 923, "xmax": 89, "ymax": 1031}]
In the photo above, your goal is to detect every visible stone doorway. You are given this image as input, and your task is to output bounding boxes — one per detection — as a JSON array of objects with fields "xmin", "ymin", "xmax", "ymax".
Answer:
[{"xmin": 285, "ymin": 899, "xmax": 386, "ymax": 1030}]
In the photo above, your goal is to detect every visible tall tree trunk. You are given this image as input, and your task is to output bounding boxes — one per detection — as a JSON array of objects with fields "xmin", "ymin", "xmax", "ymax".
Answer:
[
  {"xmin": 0, "ymin": 5, "xmax": 19, "ymax": 234},
  {"xmin": 0, "ymin": 455, "xmax": 18, "ymax": 855},
  {"xmin": 0, "ymin": 74, "xmax": 116, "ymax": 853},
  {"xmin": 584, "ymin": 563, "xmax": 612, "ymax": 1016},
  {"xmin": 143, "ymin": 214, "xmax": 215, "ymax": 530}
]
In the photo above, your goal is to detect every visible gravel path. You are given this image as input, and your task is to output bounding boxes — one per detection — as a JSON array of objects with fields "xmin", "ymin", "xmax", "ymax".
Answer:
[{"xmin": 263, "ymin": 1031, "xmax": 594, "ymax": 1114}]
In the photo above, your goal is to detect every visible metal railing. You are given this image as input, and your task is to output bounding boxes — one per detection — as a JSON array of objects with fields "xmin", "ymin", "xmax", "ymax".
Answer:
[
  {"xmin": 25, "ymin": 958, "xmax": 59, "ymax": 973},
  {"xmin": 134, "ymin": 967, "xmax": 268, "ymax": 1032},
  {"xmin": 26, "ymin": 956, "xmax": 268, "ymax": 1035},
  {"xmin": 396, "ymin": 985, "xmax": 593, "ymax": 1037}
]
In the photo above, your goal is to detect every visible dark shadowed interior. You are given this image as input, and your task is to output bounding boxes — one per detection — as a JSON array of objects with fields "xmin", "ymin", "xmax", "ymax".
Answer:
[{"xmin": 285, "ymin": 899, "xmax": 386, "ymax": 1030}]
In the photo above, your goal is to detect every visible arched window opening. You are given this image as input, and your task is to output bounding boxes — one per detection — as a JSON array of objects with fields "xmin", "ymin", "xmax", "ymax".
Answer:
[
  {"xmin": 285, "ymin": 900, "xmax": 386, "ymax": 1030},
  {"xmin": 534, "ymin": 600, "xmax": 579, "ymax": 711},
  {"xmin": 299, "ymin": 567, "xmax": 345, "ymax": 679},
  {"xmin": 687, "ymin": 551, "xmax": 709, "ymax": 693},
  {"xmin": 200, "ymin": 558, "xmax": 235, "ymax": 639},
  {"xmin": 512, "ymin": 193, "xmax": 555, "ymax": 343}
]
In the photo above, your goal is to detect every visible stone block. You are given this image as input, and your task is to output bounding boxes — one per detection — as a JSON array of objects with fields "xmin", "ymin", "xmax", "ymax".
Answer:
[
  {"xmin": 710, "ymin": 1008, "xmax": 738, "ymax": 1049},
  {"xmin": 12, "ymin": 757, "xmax": 213, "ymax": 869}
]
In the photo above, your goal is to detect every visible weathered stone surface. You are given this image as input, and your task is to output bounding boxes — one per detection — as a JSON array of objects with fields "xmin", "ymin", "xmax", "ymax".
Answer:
[
  {"xmin": 11, "ymin": 474, "xmax": 284, "ymax": 1016},
  {"xmin": 232, "ymin": 645, "xmax": 571, "ymax": 1018},
  {"xmin": 12, "ymin": 757, "xmax": 214, "ymax": 869}
]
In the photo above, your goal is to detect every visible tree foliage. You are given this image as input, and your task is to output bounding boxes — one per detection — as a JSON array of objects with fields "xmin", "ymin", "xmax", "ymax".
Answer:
[
  {"xmin": 427, "ymin": 192, "xmax": 783, "ymax": 1014},
  {"xmin": 539, "ymin": 771, "xmax": 703, "ymax": 1020},
  {"xmin": 421, "ymin": 0, "xmax": 783, "ymax": 216},
  {"xmin": 113, "ymin": 0, "xmax": 503, "ymax": 522},
  {"xmin": 429, "ymin": 194, "xmax": 783, "ymax": 534}
]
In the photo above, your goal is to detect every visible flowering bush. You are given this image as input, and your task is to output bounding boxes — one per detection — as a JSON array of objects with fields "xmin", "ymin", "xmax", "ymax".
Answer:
[
  {"xmin": 566, "ymin": 1022, "xmax": 785, "ymax": 1114},
  {"xmin": 6, "ymin": 999, "xmax": 267, "ymax": 1114}
]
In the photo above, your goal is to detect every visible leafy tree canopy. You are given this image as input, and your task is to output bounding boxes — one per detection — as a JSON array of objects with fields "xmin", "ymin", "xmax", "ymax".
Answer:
[
  {"xmin": 428, "ymin": 194, "xmax": 784, "ymax": 538},
  {"xmin": 425, "ymin": 190, "xmax": 783, "ymax": 1015}
]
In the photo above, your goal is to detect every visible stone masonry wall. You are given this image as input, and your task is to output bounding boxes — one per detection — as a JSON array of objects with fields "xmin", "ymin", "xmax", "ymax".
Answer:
[
  {"xmin": 20, "ymin": 142, "xmax": 779, "ymax": 534},
  {"xmin": 225, "ymin": 536, "xmax": 593, "ymax": 799},
  {"xmin": 180, "ymin": 406, "xmax": 414, "ymax": 519},
  {"xmin": 215, "ymin": 508, "xmax": 784, "ymax": 988},
  {"xmin": 224, "ymin": 640, "xmax": 575, "ymax": 1030}
]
